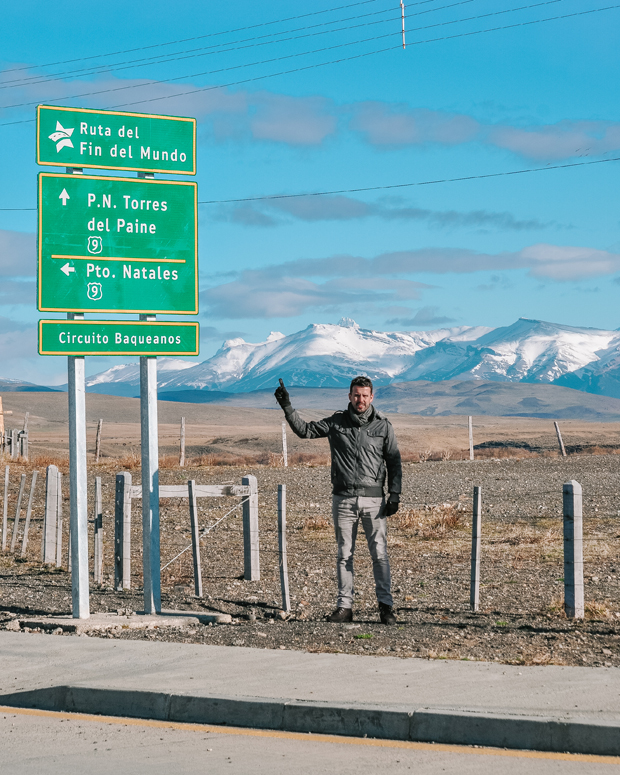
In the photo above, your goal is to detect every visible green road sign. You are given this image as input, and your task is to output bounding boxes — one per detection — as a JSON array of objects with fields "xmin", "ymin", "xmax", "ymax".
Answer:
[
  {"xmin": 37, "ymin": 105, "xmax": 196, "ymax": 175},
  {"xmin": 39, "ymin": 320, "xmax": 199, "ymax": 356},
  {"xmin": 38, "ymin": 173, "xmax": 198, "ymax": 314}
]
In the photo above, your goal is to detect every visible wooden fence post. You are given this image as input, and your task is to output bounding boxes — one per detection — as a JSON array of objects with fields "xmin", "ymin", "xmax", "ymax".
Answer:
[
  {"xmin": 2, "ymin": 466, "xmax": 8, "ymax": 551},
  {"xmin": 114, "ymin": 472, "xmax": 132, "ymax": 590},
  {"xmin": 10, "ymin": 474, "xmax": 26, "ymax": 552},
  {"xmin": 282, "ymin": 422, "xmax": 288, "ymax": 467},
  {"xmin": 11, "ymin": 429, "xmax": 18, "ymax": 459},
  {"xmin": 242, "ymin": 474, "xmax": 260, "ymax": 581},
  {"xmin": 554, "ymin": 421, "xmax": 567, "ymax": 457},
  {"xmin": 179, "ymin": 417, "xmax": 186, "ymax": 468},
  {"xmin": 468, "ymin": 416, "xmax": 474, "ymax": 461},
  {"xmin": 470, "ymin": 486, "xmax": 482, "ymax": 611},
  {"xmin": 563, "ymin": 480, "xmax": 584, "ymax": 619},
  {"xmin": 278, "ymin": 484, "xmax": 290, "ymax": 612},
  {"xmin": 95, "ymin": 419, "xmax": 103, "ymax": 464},
  {"xmin": 56, "ymin": 472, "xmax": 63, "ymax": 568},
  {"xmin": 20, "ymin": 471, "xmax": 38, "ymax": 558},
  {"xmin": 43, "ymin": 465, "xmax": 58, "ymax": 564},
  {"xmin": 93, "ymin": 476, "xmax": 103, "ymax": 584},
  {"xmin": 188, "ymin": 480, "xmax": 203, "ymax": 597}
]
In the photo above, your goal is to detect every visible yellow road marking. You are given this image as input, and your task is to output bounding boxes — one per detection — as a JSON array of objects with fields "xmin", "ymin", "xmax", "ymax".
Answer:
[{"xmin": 0, "ymin": 706, "xmax": 618, "ymax": 765}]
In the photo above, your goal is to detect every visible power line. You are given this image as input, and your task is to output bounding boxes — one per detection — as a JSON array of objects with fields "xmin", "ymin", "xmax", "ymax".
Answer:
[
  {"xmin": 1, "ymin": 0, "xmax": 476, "ymax": 91},
  {"xmin": 3, "ymin": 156, "xmax": 619, "ymax": 212},
  {"xmin": 0, "ymin": 0, "xmax": 392, "ymax": 74},
  {"xmin": 0, "ymin": 9, "xmax": 404, "ymax": 91},
  {"xmin": 0, "ymin": 0, "xmax": 583, "ymax": 113},
  {"xmin": 196, "ymin": 156, "xmax": 620, "ymax": 203},
  {"xmin": 1, "ymin": 2, "xmax": 617, "ymax": 126}
]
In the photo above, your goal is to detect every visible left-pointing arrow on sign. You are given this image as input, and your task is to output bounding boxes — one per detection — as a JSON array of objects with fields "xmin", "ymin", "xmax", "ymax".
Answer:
[
  {"xmin": 59, "ymin": 188, "xmax": 70, "ymax": 206},
  {"xmin": 61, "ymin": 262, "xmax": 75, "ymax": 276}
]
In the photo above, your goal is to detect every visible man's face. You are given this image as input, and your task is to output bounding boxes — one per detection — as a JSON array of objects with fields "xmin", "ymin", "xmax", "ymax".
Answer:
[{"xmin": 349, "ymin": 385, "xmax": 374, "ymax": 414}]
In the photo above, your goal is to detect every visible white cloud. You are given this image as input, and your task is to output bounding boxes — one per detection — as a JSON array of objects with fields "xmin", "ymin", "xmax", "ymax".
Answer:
[{"xmin": 0, "ymin": 230, "xmax": 35, "ymax": 277}]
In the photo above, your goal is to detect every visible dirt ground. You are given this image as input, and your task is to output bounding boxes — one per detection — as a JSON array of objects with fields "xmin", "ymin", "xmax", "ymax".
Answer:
[
  {"xmin": 1, "ymin": 450, "xmax": 619, "ymax": 668},
  {"xmin": 4, "ymin": 391, "xmax": 620, "ymax": 463}
]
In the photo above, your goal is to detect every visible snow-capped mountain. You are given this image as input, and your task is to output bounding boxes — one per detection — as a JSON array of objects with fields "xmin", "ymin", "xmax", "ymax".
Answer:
[{"xmin": 83, "ymin": 318, "xmax": 620, "ymax": 399}]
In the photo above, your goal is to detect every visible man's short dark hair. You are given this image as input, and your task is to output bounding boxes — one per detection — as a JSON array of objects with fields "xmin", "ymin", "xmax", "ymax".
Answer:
[{"xmin": 349, "ymin": 375, "xmax": 374, "ymax": 393}]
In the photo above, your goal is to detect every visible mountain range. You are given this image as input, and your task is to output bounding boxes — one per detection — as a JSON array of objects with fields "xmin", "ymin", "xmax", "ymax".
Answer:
[{"xmin": 82, "ymin": 317, "xmax": 620, "ymax": 401}]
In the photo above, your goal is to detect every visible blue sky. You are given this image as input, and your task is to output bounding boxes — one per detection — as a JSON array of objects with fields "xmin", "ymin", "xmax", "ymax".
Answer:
[{"xmin": 1, "ymin": 0, "xmax": 620, "ymax": 384}]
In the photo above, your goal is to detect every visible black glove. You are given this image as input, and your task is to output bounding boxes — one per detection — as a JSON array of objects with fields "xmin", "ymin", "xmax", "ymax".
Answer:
[
  {"xmin": 384, "ymin": 495, "xmax": 399, "ymax": 517},
  {"xmin": 274, "ymin": 378, "xmax": 291, "ymax": 409}
]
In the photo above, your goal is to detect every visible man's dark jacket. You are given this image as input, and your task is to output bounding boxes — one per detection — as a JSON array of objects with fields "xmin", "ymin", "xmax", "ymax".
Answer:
[{"xmin": 283, "ymin": 405, "xmax": 402, "ymax": 498}]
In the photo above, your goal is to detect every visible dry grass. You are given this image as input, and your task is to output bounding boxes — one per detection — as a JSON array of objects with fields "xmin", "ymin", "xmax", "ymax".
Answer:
[
  {"xmin": 487, "ymin": 523, "xmax": 561, "ymax": 547},
  {"xmin": 288, "ymin": 452, "xmax": 330, "ymax": 467},
  {"xmin": 585, "ymin": 600, "xmax": 614, "ymax": 620},
  {"xmin": 302, "ymin": 515, "xmax": 332, "ymax": 532},
  {"xmin": 395, "ymin": 503, "xmax": 465, "ymax": 539}
]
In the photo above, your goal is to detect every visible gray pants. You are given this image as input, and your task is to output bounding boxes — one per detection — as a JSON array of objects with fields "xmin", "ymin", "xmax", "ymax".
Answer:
[{"xmin": 332, "ymin": 495, "xmax": 393, "ymax": 609}]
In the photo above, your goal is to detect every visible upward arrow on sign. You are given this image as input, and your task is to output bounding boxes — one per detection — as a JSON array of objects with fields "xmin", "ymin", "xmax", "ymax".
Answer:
[{"xmin": 59, "ymin": 188, "xmax": 70, "ymax": 206}]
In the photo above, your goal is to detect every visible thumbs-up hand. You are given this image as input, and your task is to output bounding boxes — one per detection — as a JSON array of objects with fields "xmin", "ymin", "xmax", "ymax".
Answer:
[{"xmin": 274, "ymin": 378, "xmax": 291, "ymax": 409}]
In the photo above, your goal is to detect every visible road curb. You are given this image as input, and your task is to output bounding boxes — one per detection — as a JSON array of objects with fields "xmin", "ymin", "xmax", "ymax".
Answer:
[{"xmin": 1, "ymin": 685, "xmax": 619, "ymax": 756}]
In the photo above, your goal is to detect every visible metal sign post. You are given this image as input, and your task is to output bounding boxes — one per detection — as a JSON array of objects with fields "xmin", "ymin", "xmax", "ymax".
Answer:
[
  {"xmin": 140, "ymin": 316, "xmax": 161, "ymax": 614},
  {"xmin": 67, "ymin": 312, "xmax": 89, "ymax": 618}
]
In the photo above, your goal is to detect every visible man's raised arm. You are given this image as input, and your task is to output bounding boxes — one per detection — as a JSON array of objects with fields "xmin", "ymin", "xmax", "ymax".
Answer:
[{"xmin": 274, "ymin": 378, "xmax": 330, "ymax": 439}]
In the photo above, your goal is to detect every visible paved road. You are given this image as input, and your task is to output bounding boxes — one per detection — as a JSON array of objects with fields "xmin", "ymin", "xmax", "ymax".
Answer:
[{"xmin": 1, "ymin": 707, "xmax": 617, "ymax": 775}]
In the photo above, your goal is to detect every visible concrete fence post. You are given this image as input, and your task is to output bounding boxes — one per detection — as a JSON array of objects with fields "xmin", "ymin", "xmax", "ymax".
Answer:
[
  {"xmin": 188, "ymin": 480, "xmax": 202, "ymax": 597},
  {"xmin": 20, "ymin": 470, "xmax": 38, "ymax": 558},
  {"xmin": 278, "ymin": 484, "xmax": 290, "ymax": 612},
  {"xmin": 10, "ymin": 473, "xmax": 26, "ymax": 552},
  {"xmin": 282, "ymin": 422, "xmax": 288, "ymax": 467},
  {"xmin": 19, "ymin": 431, "xmax": 28, "ymax": 461},
  {"xmin": 56, "ymin": 472, "xmax": 63, "ymax": 568},
  {"xmin": 11, "ymin": 429, "xmax": 18, "ymax": 459},
  {"xmin": 470, "ymin": 486, "xmax": 482, "ymax": 611},
  {"xmin": 2, "ymin": 465, "xmax": 9, "ymax": 551},
  {"xmin": 563, "ymin": 480, "xmax": 584, "ymax": 619},
  {"xmin": 242, "ymin": 474, "xmax": 260, "ymax": 581},
  {"xmin": 93, "ymin": 476, "xmax": 103, "ymax": 584},
  {"xmin": 114, "ymin": 472, "xmax": 132, "ymax": 590},
  {"xmin": 43, "ymin": 465, "xmax": 59, "ymax": 564}
]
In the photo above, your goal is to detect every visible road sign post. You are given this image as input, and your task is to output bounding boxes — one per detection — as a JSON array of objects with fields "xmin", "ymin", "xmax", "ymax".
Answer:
[
  {"xmin": 37, "ymin": 105, "xmax": 198, "ymax": 622},
  {"xmin": 68, "ymin": 313, "xmax": 89, "ymax": 619}
]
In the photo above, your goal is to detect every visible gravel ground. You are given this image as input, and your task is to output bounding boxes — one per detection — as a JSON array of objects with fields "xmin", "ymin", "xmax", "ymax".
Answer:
[{"xmin": 1, "ymin": 454, "xmax": 619, "ymax": 667}]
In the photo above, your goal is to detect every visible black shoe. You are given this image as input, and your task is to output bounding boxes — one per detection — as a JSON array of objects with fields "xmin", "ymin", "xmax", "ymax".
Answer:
[
  {"xmin": 379, "ymin": 602, "xmax": 397, "ymax": 625},
  {"xmin": 326, "ymin": 607, "xmax": 353, "ymax": 623}
]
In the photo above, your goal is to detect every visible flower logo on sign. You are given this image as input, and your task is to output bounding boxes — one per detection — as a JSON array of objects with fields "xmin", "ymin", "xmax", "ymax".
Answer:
[
  {"xmin": 87, "ymin": 236, "xmax": 103, "ymax": 254},
  {"xmin": 87, "ymin": 283, "xmax": 103, "ymax": 301},
  {"xmin": 48, "ymin": 121, "xmax": 74, "ymax": 152}
]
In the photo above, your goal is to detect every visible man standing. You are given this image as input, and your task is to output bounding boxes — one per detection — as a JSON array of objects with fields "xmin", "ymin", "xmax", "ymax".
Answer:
[{"xmin": 274, "ymin": 376, "xmax": 401, "ymax": 625}]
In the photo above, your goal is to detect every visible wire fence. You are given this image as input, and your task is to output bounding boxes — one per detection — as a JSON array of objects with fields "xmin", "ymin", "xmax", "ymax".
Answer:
[{"xmin": 1, "ymin": 456, "xmax": 619, "ymax": 619}]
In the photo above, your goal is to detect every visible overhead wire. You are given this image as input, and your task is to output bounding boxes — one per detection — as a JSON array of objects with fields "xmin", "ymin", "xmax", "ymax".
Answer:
[
  {"xmin": 0, "ymin": 0, "xmax": 553, "ymax": 91},
  {"xmin": 0, "ymin": 2, "xmax": 614, "ymax": 121},
  {"xmin": 0, "ymin": 0, "xmax": 393, "ymax": 74},
  {"xmin": 3, "ymin": 156, "xmax": 620, "ymax": 212},
  {"xmin": 0, "ymin": 0, "xmax": 596, "ymax": 116},
  {"xmin": 0, "ymin": 5, "xmax": 405, "ymax": 89}
]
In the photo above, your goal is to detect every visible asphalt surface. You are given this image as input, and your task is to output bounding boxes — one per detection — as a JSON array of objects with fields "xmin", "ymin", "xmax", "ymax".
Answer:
[
  {"xmin": 1, "ymin": 708, "xmax": 616, "ymax": 775},
  {"xmin": 0, "ymin": 630, "xmax": 619, "ymax": 759}
]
